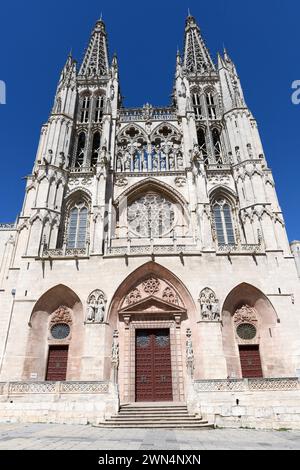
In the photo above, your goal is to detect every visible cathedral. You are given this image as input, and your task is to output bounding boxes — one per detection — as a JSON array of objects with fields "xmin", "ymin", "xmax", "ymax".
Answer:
[{"xmin": 0, "ymin": 14, "xmax": 300, "ymax": 429}]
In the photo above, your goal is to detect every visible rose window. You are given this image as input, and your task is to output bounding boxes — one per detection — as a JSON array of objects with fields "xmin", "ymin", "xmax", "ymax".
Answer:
[
  {"xmin": 51, "ymin": 323, "xmax": 70, "ymax": 340},
  {"xmin": 236, "ymin": 323, "xmax": 257, "ymax": 340},
  {"xmin": 127, "ymin": 193, "xmax": 176, "ymax": 237}
]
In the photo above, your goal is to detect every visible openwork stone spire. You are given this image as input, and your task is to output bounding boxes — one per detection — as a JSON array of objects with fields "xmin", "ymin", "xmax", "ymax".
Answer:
[
  {"xmin": 79, "ymin": 19, "xmax": 109, "ymax": 77},
  {"xmin": 183, "ymin": 15, "xmax": 215, "ymax": 74}
]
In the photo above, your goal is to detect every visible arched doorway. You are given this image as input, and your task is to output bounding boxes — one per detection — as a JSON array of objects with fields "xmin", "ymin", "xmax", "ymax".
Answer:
[
  {"xmin": 221, "ymin": 283, "xmax": 282, "ymax": 379},
  {"xmin": 107, "ymin": 262, "xmax": 197, "ymax": 403},
  {"xmin": 23, "ymin": 284, "xmax": 84, "ymax": 381}
]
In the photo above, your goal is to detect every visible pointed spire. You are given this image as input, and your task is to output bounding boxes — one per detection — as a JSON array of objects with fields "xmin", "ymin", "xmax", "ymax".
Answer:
[
  {"xmin": 176, "ymin": 47, "xmax": 182, "ymax": 65},
  {"xmin": 58, "ymin": 52, "xmax": 77, "ymax": 88},
  {"xmin": 79, "ymin": 18, "xmax": 109, "ymax": 77},
  {"xmin": 183, "ymin": 15, "xmax": 215, "ymax": 74}
]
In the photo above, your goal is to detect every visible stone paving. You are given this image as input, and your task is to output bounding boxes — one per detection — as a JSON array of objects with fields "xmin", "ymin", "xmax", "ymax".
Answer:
[{"xmin": 0, "ymin": 423, "xmax": 299, "ymax": 449}]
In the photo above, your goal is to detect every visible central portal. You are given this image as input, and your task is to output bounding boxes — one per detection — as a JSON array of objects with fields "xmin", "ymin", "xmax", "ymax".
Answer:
[{"xmin": 135, "ymin": 329, "xmax": 173, "ymax": 402}]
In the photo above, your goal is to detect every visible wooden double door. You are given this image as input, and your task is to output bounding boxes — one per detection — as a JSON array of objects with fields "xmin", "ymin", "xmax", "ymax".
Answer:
[
  {"xmin": 46, "ymin": 345, "xmax": 68, "ymax": 381},
  {"xmin": 239, "ymin": 345, "xmax": 263, "ymax": 378},
  {"xmin": 135, "ymin": 329, "xmax": 173, "ymax": 402}
]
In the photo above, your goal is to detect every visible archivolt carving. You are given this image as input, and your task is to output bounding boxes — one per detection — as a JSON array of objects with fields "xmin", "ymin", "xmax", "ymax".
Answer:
[
  {"xmin": 50, "ymin": 305, "xmax": 72, "ymax": 326},
  {"xmin": 233, "ymin": 304, "xmax": 257, "ymax": 324}
]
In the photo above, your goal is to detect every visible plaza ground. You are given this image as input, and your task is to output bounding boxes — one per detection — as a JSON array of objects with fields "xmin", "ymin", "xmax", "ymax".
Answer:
[{"xmin": 0, "ymin": 423, "xmax": 299, "ymax": 450}]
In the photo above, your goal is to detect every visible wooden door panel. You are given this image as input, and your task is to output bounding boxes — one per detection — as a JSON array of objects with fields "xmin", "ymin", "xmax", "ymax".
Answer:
[
  {"xmin": 239, "ymin": 345, "xmax": 263, "ymax": 378},
  {"xmin": 46, "ymin": 345, "xmax": 68, "ymax": 381},
  {"xmin": 135, "ymin": 329, "xmax": 172, "ymax": 402}
]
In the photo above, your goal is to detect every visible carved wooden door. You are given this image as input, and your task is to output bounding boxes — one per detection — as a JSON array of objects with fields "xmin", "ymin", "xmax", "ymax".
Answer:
[
  {"xmin": 135, "ymin": 329, "xmax": 172, "ymax": 402},
  {"xmin": 239, "ymin": 345, "xmax": 263, "ymax": 378},
  {"xmin": 46, "ymin": 345, "xmax": 68, "ymax": 381}
]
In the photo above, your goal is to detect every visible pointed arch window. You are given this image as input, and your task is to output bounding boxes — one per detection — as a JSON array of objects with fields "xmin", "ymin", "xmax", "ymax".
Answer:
[
  {"xmin": 80, "ymin": 96, "xmax": 90, "ymax": 123},
  {"xmin": 91, "ymin": 131, "xmax": 101, "ymax": 166},
  {"xmin": 206, "ymin": 92, "xmax": 217, "ymax": 119},
  {"xmin": 67, "ymin": 204, "xmax": 88, "ymax": 249},
  {"xmin": 192, "ymin": 92, "xmax": 203, "ymax": 120},
  {"xmin": 94, "ymin": 95, "xmax": 104, "ymax": 122},
  {"xmin": 212, "ymin": 128, "xmax": 222, "ymax": 164},
  {"xmin": 213, "ymin": 199, "xmax": 235, "ymax": 245},
  {"xmin": 197, "ymin": 128, "xmax": 208, "ymax": 165},
  {"xmin": 75, "ymin": 132, "xmax": 86, "ymax": 167}
]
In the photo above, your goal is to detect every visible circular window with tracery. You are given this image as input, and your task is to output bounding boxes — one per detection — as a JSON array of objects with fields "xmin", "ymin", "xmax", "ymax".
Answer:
[
  {"xmin": 51, "ymin": 323, "xmax": 70, "ymax": 340},
  {"xmin": 127, "ymin": 193, "xmax": 176, "ymax": 238},
  {"xmin": 236, "ymin": 323, "xmax": 257, "ymax": 340}
]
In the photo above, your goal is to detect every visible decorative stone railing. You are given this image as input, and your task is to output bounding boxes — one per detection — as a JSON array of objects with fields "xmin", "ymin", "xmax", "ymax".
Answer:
[
  {"xmin": 70, "ymin": 166, "xmax": 95, "ymax": 175},
  {"xmin": 42, "ymin": 246, "xmax": 89, "ymax": 259},
  {"xmin": 0, "ymin": 223, "xmax": 16, "ymax": 230},
  {"xmin": 194, "ymin": 377, "xmax": 300, "ymax": 393},
  {"xmin": 119, "ymin": 106, "xmax": 177, "ymax": 122},
  {"xmin": 106, "ymin": 238, "xmax": 198, "ymax": 257},
  {"xmin": 217, "ymin": 243, "xmax": 264, "ymax": 255},
  {"xmin": 0, "ymin": 381, "xmax": 109, "ymax": 395}
]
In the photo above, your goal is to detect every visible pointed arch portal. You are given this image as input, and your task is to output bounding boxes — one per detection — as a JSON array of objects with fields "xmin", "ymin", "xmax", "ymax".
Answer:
[{"xmin": 107, "ymin": 262, "xmax": 197, "ymax": 403}]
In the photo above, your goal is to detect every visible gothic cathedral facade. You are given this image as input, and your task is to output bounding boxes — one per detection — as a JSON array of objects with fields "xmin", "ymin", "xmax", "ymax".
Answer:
[{"xmin": 0, "ymin": 15, "xmax": 300, "ymax": 427}]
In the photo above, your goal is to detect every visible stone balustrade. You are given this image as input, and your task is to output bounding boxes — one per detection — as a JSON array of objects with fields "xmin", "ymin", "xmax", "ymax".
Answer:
[
  {"xmin": 0, "ymin": 381, "xmax": 109, "ymax": 396},
  {"xmin": 193, "ymin": 377, "xmax": 300, "ymax": 393},
  {"xmin": 119, "ymin": 106, "xmax": 177, "ymax": 122},
  {"xmin": 42, "ymin": 246, "xmax": 89, "ymax": 259}
]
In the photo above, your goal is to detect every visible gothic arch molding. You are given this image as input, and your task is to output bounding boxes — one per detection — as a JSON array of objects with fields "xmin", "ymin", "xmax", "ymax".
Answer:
[
  {"xmin": 24, "ymin": 284, "xmax": 84, "ymax": 382},
  {"xmin": 221, "ymin": 282, "xmax": 282, "ymax": 379},
  {"xmin": 106, "ymin": 262, "xmax": 198, "ymax": 402},
  {"xmin": 209, "ymin": 185, "xmax": 237, "ymax": 205},
  {"xmin": 114, "ymin": 177, "xmax": 188, "ymax": 208},
  {"xmin": 107, "ymin": 261, "xmax": 197, "ymax": 325}
]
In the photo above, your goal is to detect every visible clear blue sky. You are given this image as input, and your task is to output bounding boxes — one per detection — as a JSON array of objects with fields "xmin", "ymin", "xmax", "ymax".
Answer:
[{"xmin": 0, "ymin": 0, "xmax": 299, "ymax": 240}]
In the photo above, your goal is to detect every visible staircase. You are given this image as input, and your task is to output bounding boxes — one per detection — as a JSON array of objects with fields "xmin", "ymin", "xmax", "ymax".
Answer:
[{"xmin": 96, "ymin": 403, "xmax": 213, "ymax": 429}]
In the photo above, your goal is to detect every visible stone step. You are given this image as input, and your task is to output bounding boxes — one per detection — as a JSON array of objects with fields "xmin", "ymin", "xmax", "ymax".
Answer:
[
  {"xmin": 107, "ymin": 416, "xmax": 204, "ymax": 423},
  {"xmin": 118, "ymin": 413, "xmax": 195, "ymax": 418},
  {"xmin": 120, "ymin": 407, "xmax": 188, "ymax": 413},
  {"xmin": 95, "ymin": 422, "xmax": 213, "ymax": 429}
]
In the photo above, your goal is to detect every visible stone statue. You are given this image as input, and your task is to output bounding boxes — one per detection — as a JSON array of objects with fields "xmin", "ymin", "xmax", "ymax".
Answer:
[
  {"xmin": 199, "ymin": 288, "xmax": 220, "ymax": 322},
  {"xmin": 247, "ymin": 143, "xmax": 253, "ymax": 159},
  {"xmin": 86, "ymin": 290, "xmax": 107, "ymax": 323},
  {"xmin": 111, "ymin": 330, "xmax": 119, "ymax": 367},
  {"xmin": 58, "ymin": 152, "xmax": 65, "ymax": 169},
  {"xmin": 186, "ymin": 329, "xmax": 194, "ymax": 377},
  {"xmin": 96, "ymin": 303, "xmax": 105, "ymax": 323},
  {"xmin": 235, "ymin": 146, "xmax": 241, "ymax": 162},
  {"xmin": 211, "ymin": 300, "xmax": 220, "ymax": 320},
  {"xmin": 201, "ymin": 302, "xmax": 210, "ymax": 320},
  {"xmin": 87, "ymin": 305, "xmax": 95, "ymax": 322},
  {"xmin": 43, "ymin": 149, "xmax": 53, "ymax": 165}
]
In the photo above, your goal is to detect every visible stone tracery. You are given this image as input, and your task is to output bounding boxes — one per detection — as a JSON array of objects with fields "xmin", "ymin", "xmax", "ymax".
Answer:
[{"xmin": 116, "ymin": 124, "xmax": 184, "ymax": 172}]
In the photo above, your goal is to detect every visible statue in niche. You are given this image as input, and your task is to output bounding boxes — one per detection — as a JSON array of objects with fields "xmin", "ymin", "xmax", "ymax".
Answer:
[
  {"xmin": 98, "ymin": 146, "xmax": 109, "ymax": 170},
  {"xmin": 111, "ymin": 330, "xmax": 119, "ymax": 369},
  {"xmin": 177, "ymin": 150, "xmax": 184, "ymax": 169},
  {"xmin": 86, "ymin": 290, "xmax": 107, "ymax": 323},
  {"xmin": 199, "ymin": 287, "xmax": 220, "ymax": 321},
  {"xmin": 247, "ymin": 143, "xmax": 254, "ymax": 159},
  {"xmin": 169, "ymin": 153, "xmax": 175, "ymax": 170},
  {"xmin": 43, "ymin": 149, "xmax": 53, "ymax": 166},
  {"xmin": 186, "ymin": 329, "xmax": 194, "ymax": 377},
  {"xmin": 235, "ymin": 146, "xmax": 241, "ymax": 163},
  {"xmin": 57, "ymin": 151, "xmax": 65, "ymax": 169}
]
